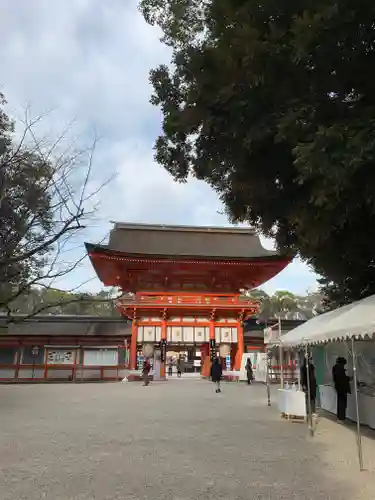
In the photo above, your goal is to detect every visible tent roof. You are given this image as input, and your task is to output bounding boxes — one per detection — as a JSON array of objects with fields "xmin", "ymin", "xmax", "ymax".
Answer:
[{"xmin": 280, "ymin": 294, "xmax": 375, "ymax": 347}]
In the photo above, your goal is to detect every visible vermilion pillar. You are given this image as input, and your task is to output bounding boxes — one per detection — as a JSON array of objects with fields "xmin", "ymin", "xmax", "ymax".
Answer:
[
  {"xmin": 231, "ymin": 344, "xmax": 237, "ymax": 370},
  {"xmin": 234, "ymin": 321, "xmax": 244, "ymax": 370},
  {"xmin": 200, "ymin": 343, "xmax": 209, "ymax": 374},
  {"xmin": 209, "ymin": 319, "xmax": 215, "ymax": 342},
  {"xmin": 130, "ymin": 319, "xmax": 138, "ymax": 370}
]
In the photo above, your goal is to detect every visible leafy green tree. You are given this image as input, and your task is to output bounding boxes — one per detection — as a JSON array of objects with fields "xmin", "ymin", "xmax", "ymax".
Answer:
[
  {"xmin": 246, "ymin": 289, "xmax": 323, "ymax": 319},
  {"xmin": 139, "ymin": 0, "xmax": 375, "ymax": 307},
  {"xmin": 8, "ymin": 287, "xmax": 121, "ymax": 317}
]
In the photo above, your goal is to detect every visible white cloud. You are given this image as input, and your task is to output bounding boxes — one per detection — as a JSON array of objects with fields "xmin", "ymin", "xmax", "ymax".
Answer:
[{"xmin": 0, "ymin": 0, "xmax": 318, "ymax": 296}]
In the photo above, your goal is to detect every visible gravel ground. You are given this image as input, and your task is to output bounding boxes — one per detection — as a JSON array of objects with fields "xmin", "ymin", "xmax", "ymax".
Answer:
[{"xmin": 1, "ymin": 380, "xmax": 375, "ymax": 500}]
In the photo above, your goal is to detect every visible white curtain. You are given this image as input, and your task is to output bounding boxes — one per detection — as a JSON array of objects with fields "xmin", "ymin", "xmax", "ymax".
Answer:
[{"xmin": 84, "ymin": 349, "xmax": 118, "ymax": 366}]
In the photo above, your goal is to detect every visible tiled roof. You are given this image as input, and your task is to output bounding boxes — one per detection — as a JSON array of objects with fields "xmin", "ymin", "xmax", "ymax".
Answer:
[{"xmin": 87, "ymin": 222, "xmax": 283, "ymax": 260}]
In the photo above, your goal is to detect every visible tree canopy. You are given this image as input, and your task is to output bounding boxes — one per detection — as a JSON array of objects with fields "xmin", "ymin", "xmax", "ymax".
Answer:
[
  {"xmin": 246, "ymin": 289, "xmax": 323, "ymax": 320},
  {"xmin": 0, "ymin": 93, "xmax": 54, "ymax": 308},
  {"xmin": 0, "ymin": 93, "xmax": 111, "ymax": 320},
  {"xmin": 139, "ymin": 0, "xmax": 375, "ymax": 307},
  {"xmin": 6, "ymin": 287, "xmax": 321, "ymax": 320},
  {"xmin": 7, "ymin": 287, "xmax": 121, "ymax": 318}
]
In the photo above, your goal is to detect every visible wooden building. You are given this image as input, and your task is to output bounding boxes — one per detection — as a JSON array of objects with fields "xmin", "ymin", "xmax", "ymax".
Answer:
[
  {"xmin": 0, "ymin": 315, "xmax": 130, "ymax": 382},
  {"xmin": 0, "ymin": 222, "xmax": 297, "ymax": 382},
  {"xmin": 0, "ymin": 314, "xmax": 304, "ymax": 382},
  {"xmin": 86, "ymin": 223, "xmax": 291, "ymax": 378}
]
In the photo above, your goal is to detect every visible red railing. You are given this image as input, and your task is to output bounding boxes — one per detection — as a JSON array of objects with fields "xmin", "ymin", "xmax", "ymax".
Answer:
[{"xmin": 118, "ymin": 293, "xmax": 259, "ymax": 308}]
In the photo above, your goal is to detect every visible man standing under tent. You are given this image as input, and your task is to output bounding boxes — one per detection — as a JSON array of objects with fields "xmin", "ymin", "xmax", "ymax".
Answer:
[
  {"xmin": 245, "ymin": 358, "xmax": 254, "ymax": 385},
  {"xmin": 301, "ymin": 356, "xmax": 317, "ymax": 415},
  {"xmin": 332, "ymin": 357, "xmax": 352, "ymax": 421}
]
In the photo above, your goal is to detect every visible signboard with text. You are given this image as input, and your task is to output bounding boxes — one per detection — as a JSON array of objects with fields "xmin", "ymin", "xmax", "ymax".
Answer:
[{"xmin": 209, "ymin": 338, "xmax": 216, "ymax": 361}]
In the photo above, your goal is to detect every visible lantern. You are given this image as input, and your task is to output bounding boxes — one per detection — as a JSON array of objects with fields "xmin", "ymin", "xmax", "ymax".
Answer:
[
  {"xmin": 219, "ymin": 344, "xmax": 230, "ymax": 357},
  {"xmin": 143, "ymin": 344, "xmax": 154, "ymax": 357}
]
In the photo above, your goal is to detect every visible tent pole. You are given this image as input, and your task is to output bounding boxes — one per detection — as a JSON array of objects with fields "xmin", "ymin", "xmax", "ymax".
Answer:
[
  {"xmin": 266, "ymin": 348, "xmax": 271, "ymax": 406},
  {"xmin": 279, "ymin": 317, "xmax": 284, "ymax": 388},
  {"xmin": 305, "ymin": 346, "xmax": 314, "ymax": 436},
  {"xmin": 351, "ymin": 337, "xmax": 364, "ymax": 471}
]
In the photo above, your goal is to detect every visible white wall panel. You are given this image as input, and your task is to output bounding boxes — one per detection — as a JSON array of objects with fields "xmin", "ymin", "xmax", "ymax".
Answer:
[
  {"xmin": 103, "ymin": 368, "xmax": 118, "ymax": 378},
  {"xmin": 194, "ymin": 326, "xmax": 207, "ymax": 343},
  {"xmin": 143, "ymin": 326, "xmax": 156, "ymax": 343},
  {"xmin": 155, "ymin": 326, "xmax": 162, "ymax": 342},
  {"xmin": 221, "ymin": 327, "xmax": 232, "ymax": 343},
  {"xmin": 214, "ymin": 327, "xmax": 238, "ymax": 343},
  {"xmin": 183, "ymin": 327, "xmax": 194, "ymax": 343},
  {"xmin": 137, "ymin": 326, "xmax": 144, "ymax": 342},
  {"xmin": 46, "ymin": 369, "xmax": 72, "ymax": 379},
  {"xmin": 84, "ymin": 349, "xmax": 118, "ymax": 366},
  {"xmin": 18, "ymin": 368, "xmax": 44, "ymax": 379},
  {"xmin": 167, "ymin": 326, "xmax": 172, "ymax": 342},
  {"xmin": 170, "ymin": 326, "xmax": 183, "ymax": 343},
  {"xmin": 231, "ymin": 327, "xmax": 238, "ymax": 343},
  {"xmin": 82, "ymin": 369, "xmax": 101, "ymax": 380},
  {"xmin": 215, "ymin": 327, "xmax": 221, "ymax": 343}
]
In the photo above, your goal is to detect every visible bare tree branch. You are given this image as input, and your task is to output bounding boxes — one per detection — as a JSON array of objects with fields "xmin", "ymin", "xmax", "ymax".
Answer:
[
  {"xmin": 5, "ymin": 293, "xmax": 121, "ymax": 324},
  {"xmin": 0, "ymin": 100, "xmax": 115, "ymax": 320}
]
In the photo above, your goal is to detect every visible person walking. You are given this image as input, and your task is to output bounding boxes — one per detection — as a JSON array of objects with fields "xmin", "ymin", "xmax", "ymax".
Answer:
[
  {"xmin": 211, "ymin": 357, "xmax": 223, "ymax": 393},
  {"xmin": 332, "ymin": 357, "xmax": 351, "ymax": 421},
  {"xmin": 245, "ymin": 358, "xmax": 254, "ymax": 385},
  {"xmin": 301, "ymin": 356, "xmax": 317, "ymax": 415},
  {"xmin": 142, "ymin": 357, "xmax": 151, "ymax": 386},
  {"xmin": 168, "ymin": 359, "xmax": 173, "ymax": 377},
  {"xmin": 177, "ymin": 358, "xmax": 182, "ymax": 378}
]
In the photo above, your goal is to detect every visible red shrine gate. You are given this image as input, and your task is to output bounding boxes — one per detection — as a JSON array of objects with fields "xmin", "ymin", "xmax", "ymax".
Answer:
[
  {"xmin": 116, "ymin": 291, "xmax": 259, "ymax": 376},
  {"xmin": 86, "ymin": 223, "xmax": 291, "ymax": 378}
]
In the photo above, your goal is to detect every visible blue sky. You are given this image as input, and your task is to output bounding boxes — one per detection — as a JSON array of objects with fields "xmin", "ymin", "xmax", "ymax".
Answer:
[{"xmin": 0, "ymin": 0, "xmax": 318, "ymax": 296}]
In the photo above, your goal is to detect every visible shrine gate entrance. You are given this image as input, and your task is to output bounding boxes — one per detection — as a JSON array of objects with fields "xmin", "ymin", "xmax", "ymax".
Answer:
[{"xmin": 86, "ymin": 223, "xmax": 291, "ymax": 378}]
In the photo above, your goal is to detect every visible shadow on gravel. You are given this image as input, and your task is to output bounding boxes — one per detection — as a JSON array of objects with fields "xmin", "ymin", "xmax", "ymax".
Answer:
[{"xmin": 321, "ymin": 409, "xmax": 375, "ymax": 442}]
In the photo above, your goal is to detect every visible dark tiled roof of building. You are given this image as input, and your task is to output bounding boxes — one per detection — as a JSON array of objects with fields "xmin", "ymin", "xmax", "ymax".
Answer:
[
  {"xmin": 0, "ymin": 315, "xmax": 130, "ymax": 336},
  {"xmin": 86, "ymin": 222, "xmax": 284, "ymax": 260}
]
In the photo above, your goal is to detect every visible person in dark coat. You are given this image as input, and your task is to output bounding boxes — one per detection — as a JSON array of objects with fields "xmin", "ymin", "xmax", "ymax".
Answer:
[
  {"xmin": 245, "ymin": 358, "xmax": 254, "ymax": 385},
  {"xmin": 177, "ymin": 358, "xmax": 182, "ymax": 378},
  {"xmin": 301, "ymin": 357, "xmax": 317, "ymax": 414},
  {"xmin": 211, "ymin": 357, "xmax": 223, "ymax": 393},
  {"xmin": 142, "ymin": 357, "xmax": 151, "ymax": 386},
  {"xmin": 332, "ymin": 357, "xmax": 351, "ymax": 421}
]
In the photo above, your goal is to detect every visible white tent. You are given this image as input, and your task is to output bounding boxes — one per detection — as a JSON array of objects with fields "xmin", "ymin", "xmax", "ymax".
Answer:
[
  {"xmin": 280, "ymin": 295, "xmax": 375, "ymax": 347},
  {"xmin": 280, "ymin": 294, "xmax": 375, "ymax": 471}
]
